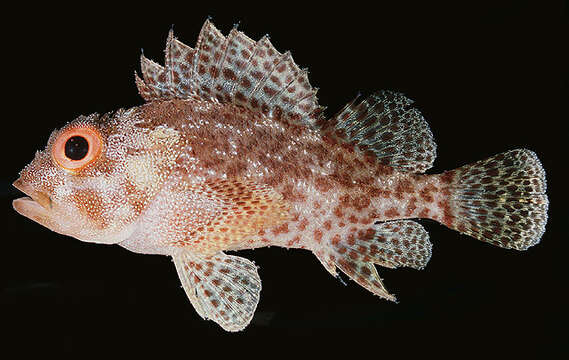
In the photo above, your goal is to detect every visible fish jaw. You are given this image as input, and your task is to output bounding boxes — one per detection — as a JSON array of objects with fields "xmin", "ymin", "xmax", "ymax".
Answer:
[
  {"xmin": 12, "ymin": 177, "xmax": 58, "ymax": 232},
  {"xmin": 12, "ymin": 177, "xmax": 90, "ymax": 241}
]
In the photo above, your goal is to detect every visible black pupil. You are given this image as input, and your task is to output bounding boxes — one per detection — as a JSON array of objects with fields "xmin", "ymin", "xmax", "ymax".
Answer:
[{"xmin": 64, "ymin": 136, "xmax": 89, "ymax": 160}]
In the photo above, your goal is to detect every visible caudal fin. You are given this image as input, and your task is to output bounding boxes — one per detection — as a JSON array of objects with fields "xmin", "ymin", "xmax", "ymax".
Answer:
[{"xmin": 444, "ymin": 149, "xmax": 548, "ymax": 250}]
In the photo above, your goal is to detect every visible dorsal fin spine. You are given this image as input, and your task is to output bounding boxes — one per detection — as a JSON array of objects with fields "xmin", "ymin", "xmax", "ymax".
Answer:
[
  {"xmin": 165, "ymin": 30, "xmax": 176, "ymax": 94},
  {"xmin": 136, "ymin": 20, "xmax": 323, "ymax": 126}
]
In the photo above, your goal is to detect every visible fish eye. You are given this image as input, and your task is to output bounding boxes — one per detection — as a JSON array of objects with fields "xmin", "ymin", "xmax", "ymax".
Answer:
[
  {"xmin": 52, "ymin": 126, "xmax": 102, "ymax": 172},
  {"xmin": 65, "ymin": 136, "xmax": 89, "ymax": 160}
]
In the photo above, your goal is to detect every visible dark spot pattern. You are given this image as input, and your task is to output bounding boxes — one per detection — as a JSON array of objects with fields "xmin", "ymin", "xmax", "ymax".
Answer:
[
  {"xmin": 448, "ymin": 149, "xmax": 548, "ymax": 250},
  {"xmin": 173, "ymin": 251, "xmax": 261, "ymax": 332},
  {"xmin": 328, "ymin": 220, "xmax": 432, "ymax": 302},
  {"xmin": 135, "ymin": 20, "xmax": 323, "ymax": 127},
  {"xmin": 324, "ymin": 91, "xmax": 436, "ymax": 174}
]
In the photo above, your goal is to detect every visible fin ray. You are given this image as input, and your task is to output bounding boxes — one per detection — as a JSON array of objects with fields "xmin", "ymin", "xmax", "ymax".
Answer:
[
  {"xmin": 445, "ymin": 149, "xmax": 548, "ymax": 250},
  {"xmin": 136, "ymin": 20, "xmax": 323, "ymax": 126},
  {"xmin": 173, "ymin": 251, "xmax": 261, "ymax": 332},
  {"xmin": 325, "ymin": 91, "xmax": 437, "ymax": 173},
  {"xmin": 323, "ymin": 220, "xmax": 432, "ymax": 301}
]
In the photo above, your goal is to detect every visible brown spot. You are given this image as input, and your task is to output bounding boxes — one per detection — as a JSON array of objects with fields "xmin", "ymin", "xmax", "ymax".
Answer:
[
  {"xmin": 323, "ymin": 220, "xmax": 332, "ymax": 231},
  {"xmin": 315, "ymin": 176, "xmax": 333, "ymax": 192},
  {"xmin": 419, "ymin": 184, "xmax": 437, "ymax": 203},
  {"xmin": 369, "ymin": 187, "xmax": 391, "ymax": 198},
  {"xmin": 322, "ymin": 134, "xmax": 337, "ymax": 146},
  {"xmin": 385, "ymin": 207, "xmax": 400, "ymax": 218},
  {"xmin": 438, "ymin": 200, "xmax": 454, "ymax": 227},
  {"xmin": 363, "ymin": 228, "xmax": 376, "ymax": 241},
  {"xmin": 288, "ymin": 235, "xmax": 301, "ymax": 247},
  {"xmin": 251, "ymin": 70, "xmax": 263, "ymax": 80},
  {"xmin": 240, "ymin": 77, "xmax": 252, "ymax": 89},
  {"xmin": 339, "ymin": 194, "xmax": 352, "ymax": 207},
  {"xmin": 208, "ymin": 65, "xmax": 219, "ymax": 78},
  {"xmin": 314, "ymin": 229, "xmax": 323, "ymax": 243},
  {"xmin": 331, "ymin": 234, "xmax": 341, "ymax": 246},
  {"xmin": 347, "ymin": 233, "xmax": 356, "ymax": 245},
  {"xmin": 272, "ymin": 222, "xmax": 289, "ymax": 235},
  {"xmin": 263, "ymin": 85, "xmax": 277, "ymax": 97},
  {"xmin": 418, "ymin": 208, "xmax": 430, "ymax": 218},
  {"xmin": 333, "ymin": 206, "xmax": 344, "ymax": 219},
  {"xmin": 348, "ymin": 215, "xmax": 359, "ymax": 224},
  {"xmin": 439, "ymin": 170, "xmax": 455, "ymax": 184},
  {"xmin": 353, "ymin": 195, "xmax": 371, "ymax": 211},
  {"xmin": 406, "ymin": 197, "xmax": 418, "ymax": 216},
  {"xmin": 375, "ymin": 164, "xmax": 394, "ymax": 177},
  {"xmin": 395, "ymin": 179, "xmax": 415, "ymax": 200},
  {"xmin": 297, "ymin": 218, "xmax": 309, "ymax": 231},
  {"xmin": 222, "ymin": 68, "xmax": 237, "ymax": 81}
]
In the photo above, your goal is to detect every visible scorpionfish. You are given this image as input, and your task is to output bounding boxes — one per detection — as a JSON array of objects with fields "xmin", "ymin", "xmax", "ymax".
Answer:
[{"xmin": 13, "ymin": 20, "xmax": 549, "ymax": 331}]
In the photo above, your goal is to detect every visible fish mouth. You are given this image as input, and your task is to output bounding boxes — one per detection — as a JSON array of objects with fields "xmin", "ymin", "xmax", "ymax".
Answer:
[{"xmin": 12, "ymin": 178, "xmax": 53, "ymax": 217}]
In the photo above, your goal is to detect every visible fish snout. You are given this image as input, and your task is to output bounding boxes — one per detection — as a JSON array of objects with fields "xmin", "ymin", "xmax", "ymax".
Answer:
[{"xmin": 13, "ymin": 177, "xmax": 53, "ymax": 210}]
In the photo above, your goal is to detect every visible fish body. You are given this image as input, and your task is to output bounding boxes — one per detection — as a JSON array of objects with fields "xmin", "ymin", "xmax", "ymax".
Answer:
[{"xmin": 13, "ymin": 21, "xmax": 548, "ymax": 331}]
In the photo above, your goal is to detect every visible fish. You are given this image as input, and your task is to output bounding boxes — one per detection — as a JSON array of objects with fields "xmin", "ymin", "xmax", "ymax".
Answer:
[{"xmin": 12, "ymin": 20, "xmax": 549, "ymax": 332}]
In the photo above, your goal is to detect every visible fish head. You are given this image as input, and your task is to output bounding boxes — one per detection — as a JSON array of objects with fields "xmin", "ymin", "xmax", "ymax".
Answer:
[{"xmin": 13, "ymin": 109, "xmax": 182, "ymax": 244}]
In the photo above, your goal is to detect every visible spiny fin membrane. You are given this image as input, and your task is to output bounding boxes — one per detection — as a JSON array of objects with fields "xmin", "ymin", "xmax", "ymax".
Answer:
[
  {"xmin": 135, "ymin": 20, "xmax": 324, "ymax": 126},
  {"xmin": 328, "ymin": 220, "xmax": 432, "ymax": 301},
  {"xmin": 323, "ymin": 91, "xmax": 437, "ymax": 173},
  {"xmin": 446, "ymin": 149, "xmax": 548, "ymax": 250},
  {"xmin": 173, "ymin": 251, "xmax": 261, "ymax": 332}
]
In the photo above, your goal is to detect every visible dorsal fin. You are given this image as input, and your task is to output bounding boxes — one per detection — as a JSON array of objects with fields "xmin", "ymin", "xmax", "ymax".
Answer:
[
  {"xmin": 135, "ymin": 20, "xmax": 324, "ymax": 126},
  {"xmin": 322, "ymin": 91, "xmax": 437, "ymax": 173}
]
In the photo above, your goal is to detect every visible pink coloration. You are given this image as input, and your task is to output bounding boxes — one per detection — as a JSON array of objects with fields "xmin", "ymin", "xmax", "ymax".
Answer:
[{"xmin": 12, "ymin": 20, "xmax": 548, "ymax": 332}]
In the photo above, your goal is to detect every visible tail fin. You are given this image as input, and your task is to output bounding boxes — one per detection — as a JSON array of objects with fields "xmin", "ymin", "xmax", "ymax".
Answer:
[{"xmin": 444, "ymin": 149, "xmax": 548, "ymax": 250}]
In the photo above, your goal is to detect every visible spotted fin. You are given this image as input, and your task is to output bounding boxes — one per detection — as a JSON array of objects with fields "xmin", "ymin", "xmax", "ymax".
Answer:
[
  {"xmin": 135, "ymin": 20, "xmax": 324, "ymax": 126},
  {"xmin": 322, "ymin": 91, "xmax": 437, "ymax": 173},
  {"xmin": 173, "ymin": 250, "xmax": 261, "ymax": 332},
  {"xmin": 185, "ymin": 178, "xmax": 290, "ymax": 255},
  {"xmin": 325, "ymin": 220, "xmax": 432, "ymax": 301},
  {"xmin": 443, "ymin": 149, "xmax": 548, "ymax": 250}
]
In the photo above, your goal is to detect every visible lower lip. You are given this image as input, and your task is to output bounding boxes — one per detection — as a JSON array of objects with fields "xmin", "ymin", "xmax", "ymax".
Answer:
[{"xmin": 13, "ymin": 196, "xmax": 46, "ymax": 216}]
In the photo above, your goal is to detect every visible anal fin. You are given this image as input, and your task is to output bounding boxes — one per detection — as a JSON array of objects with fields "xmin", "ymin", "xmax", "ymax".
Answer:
[
  {"xmin": 325, "ymin": 220, "xmax": 432, "ymax": 301},
  {"xmin": 173, "ymin": 250, "xmax": 261, "ymax": 332}
]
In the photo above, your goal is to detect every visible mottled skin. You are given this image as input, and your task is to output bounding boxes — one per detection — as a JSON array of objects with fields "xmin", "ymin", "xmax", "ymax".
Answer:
[
  {"xmin": 13, "ymin": 20, "xmax": 548, "ymax": 332},
  {"xmin": 13, "ymin": 95, "xmax": 442, "ymax": 285},
  {"xmin": 105, "ymin": 98, "xmax": 447, "ymax": 259},
  {"xmin": 14, "ymin": 108, "xmax": 182, "ymax": 243}
]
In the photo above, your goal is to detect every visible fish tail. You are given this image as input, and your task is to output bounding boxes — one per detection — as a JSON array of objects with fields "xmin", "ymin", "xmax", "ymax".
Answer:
[{"xmin": 440, "ymin": 149, "xmax": 548, "ymax": 250}]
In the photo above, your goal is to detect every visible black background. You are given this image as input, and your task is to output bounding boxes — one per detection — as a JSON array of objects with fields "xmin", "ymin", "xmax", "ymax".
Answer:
[{"xmin": 2, "ymin": 1, "xmax": 567, "ymax": 357}]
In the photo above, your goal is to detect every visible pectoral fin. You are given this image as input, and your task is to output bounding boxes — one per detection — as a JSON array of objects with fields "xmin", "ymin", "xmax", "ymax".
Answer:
[{"xmin": 173, "ymin": 250, "xmax": 261, "ymax": 332}]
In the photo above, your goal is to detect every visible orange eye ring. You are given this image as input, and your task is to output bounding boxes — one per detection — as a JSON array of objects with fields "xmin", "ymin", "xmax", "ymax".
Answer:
[{"xmin": 52, "ymin": 126, "xmax": 102, "ymax": 171}]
